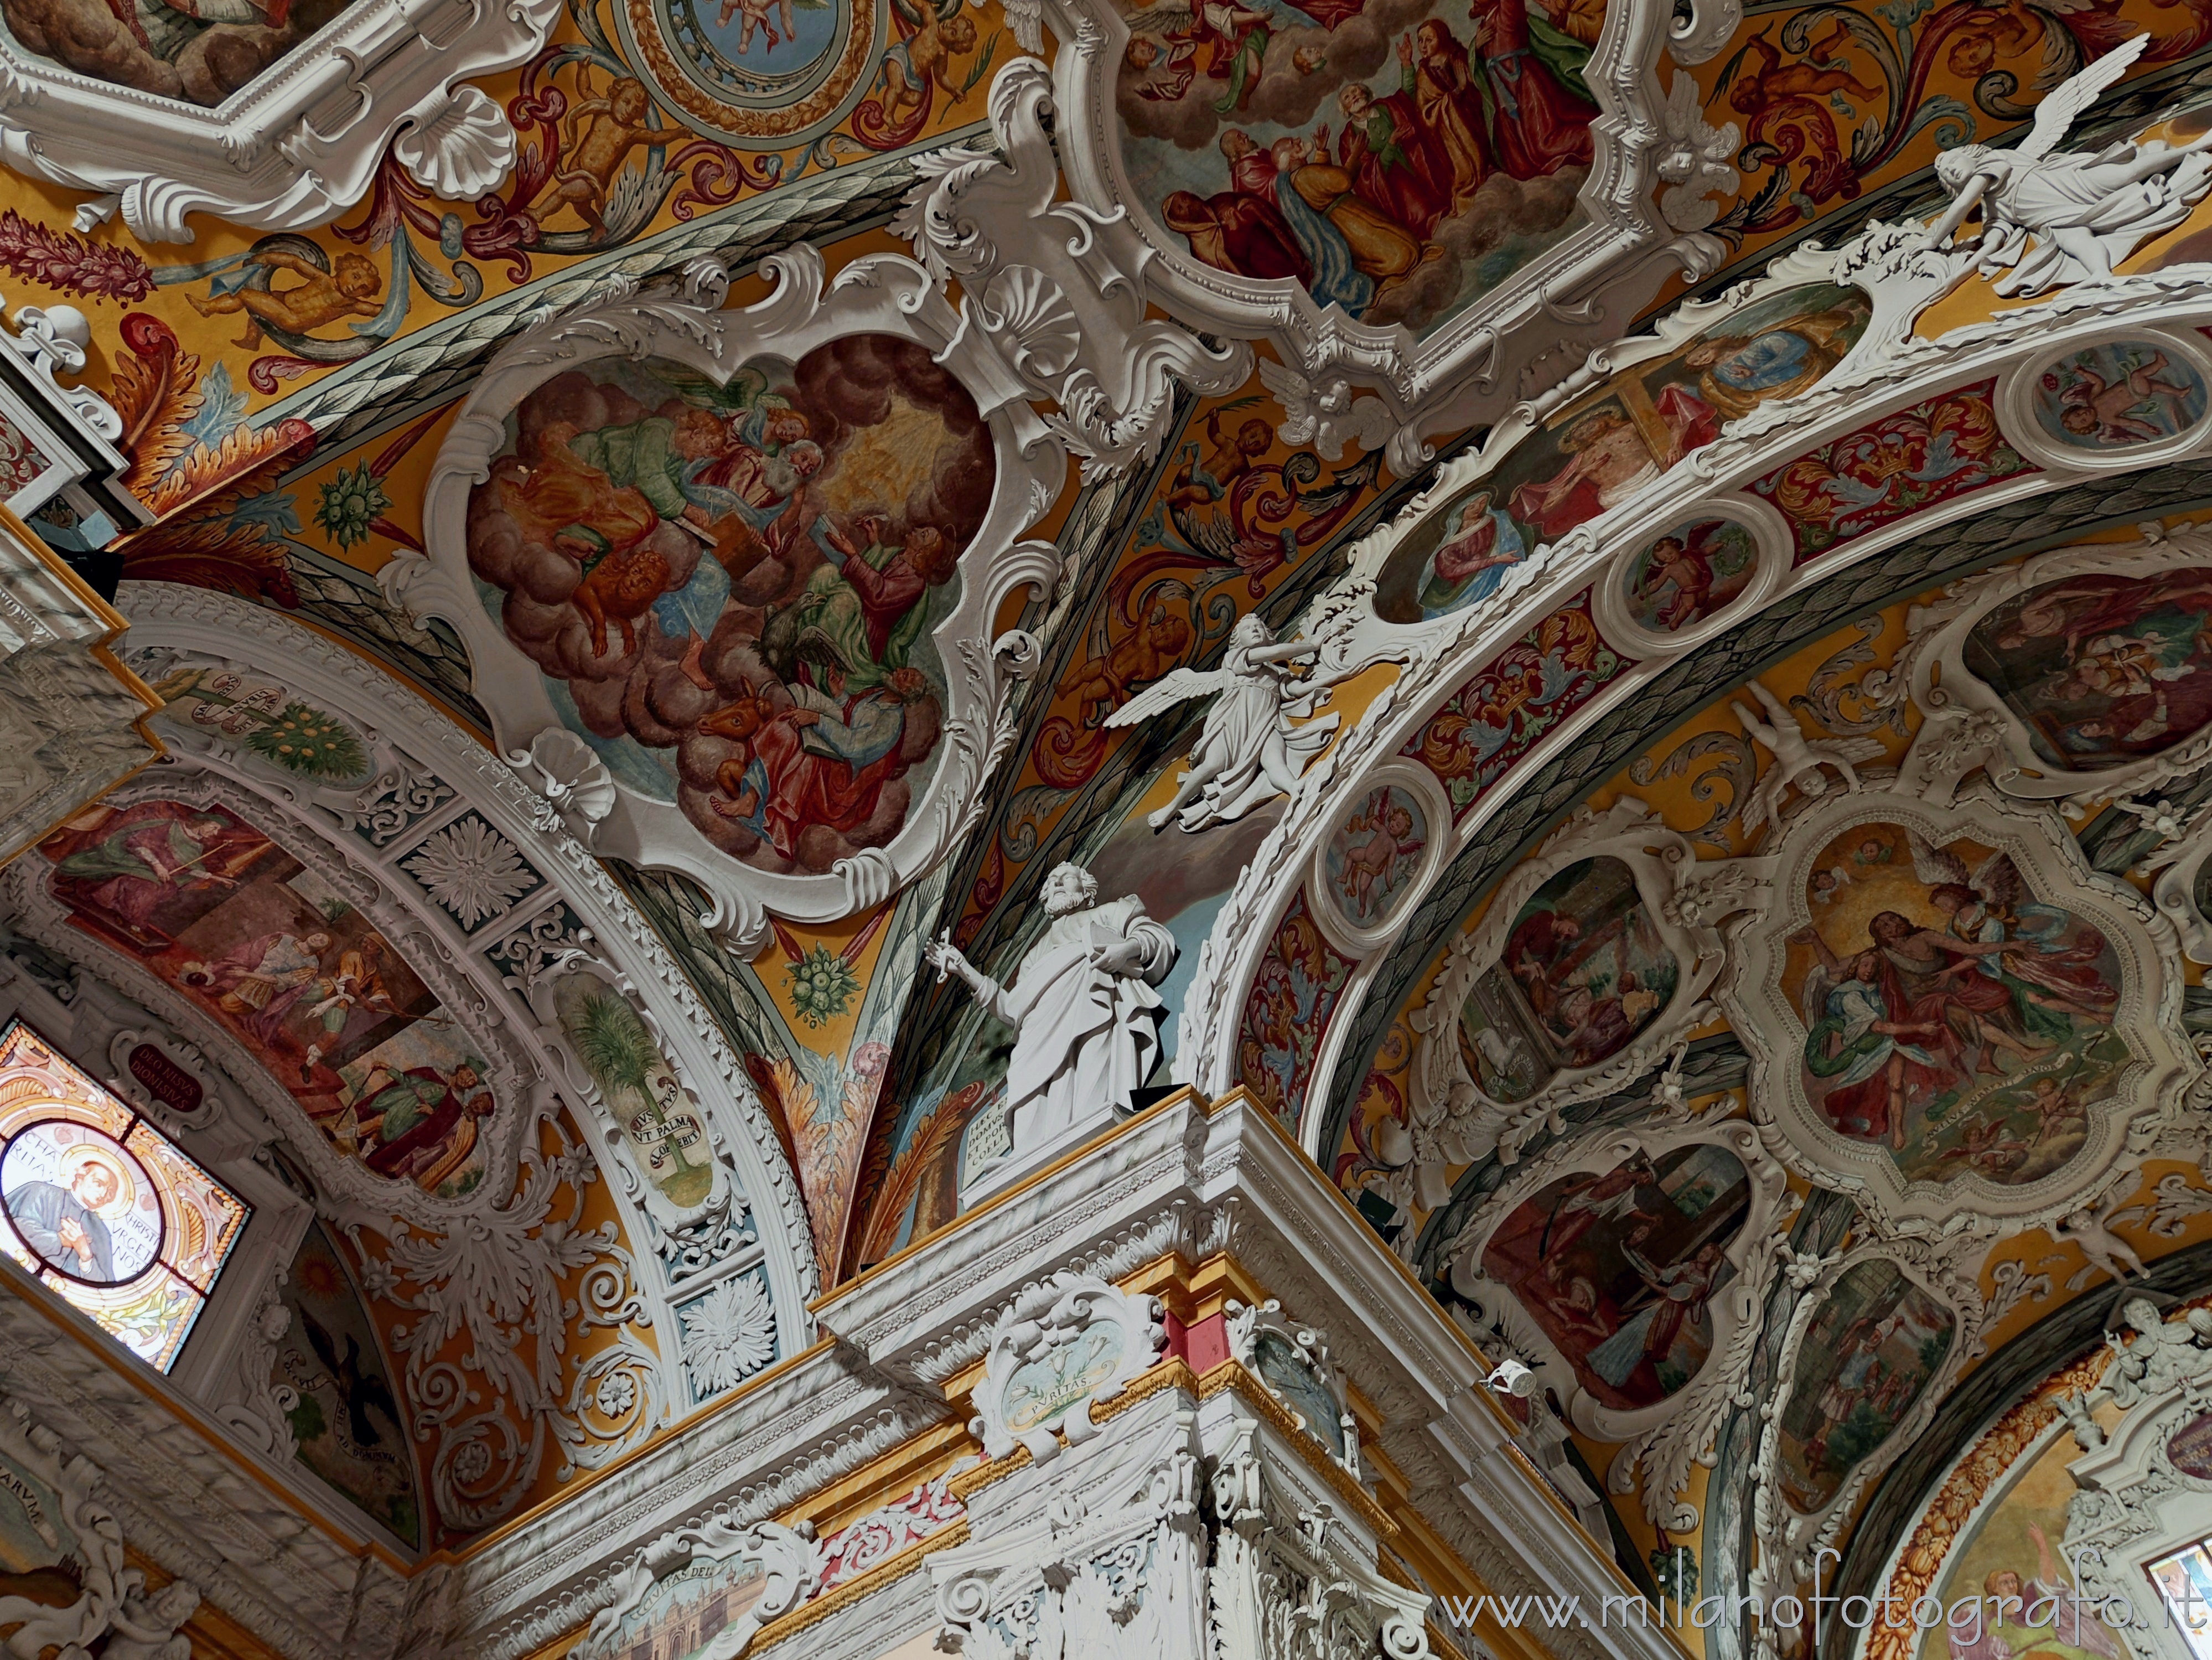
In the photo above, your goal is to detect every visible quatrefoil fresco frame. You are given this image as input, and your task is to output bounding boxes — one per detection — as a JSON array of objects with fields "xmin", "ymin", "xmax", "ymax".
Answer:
[{"xmin": 413, "ymin": 249, "xmax": 1062, "ymax": 947}]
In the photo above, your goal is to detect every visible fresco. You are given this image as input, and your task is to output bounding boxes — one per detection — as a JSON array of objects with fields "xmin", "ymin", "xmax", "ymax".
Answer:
[
  {"xmin": 39, "ymin": 799, "xmax": 498, "ymax": 1198},
  {"xmin": 1398, "ymin": 591, "xmax": 1623, "ymax": 809},
  {"xmin": 1961, "ymin": 567, "xmax": 2212, "ymax": 768},
  {"xmin": 1479, "ymin": 1142, "xmax": 1750, "ymax": 1409},
  {"xmin": 1321, "ymin": 785, "xmax": 1427, "ymax": 931},
  {"xmin": 555, "ymin": 976, "xmax": 715, "ymax": 1211},
  {"xmin": 1455, "ymin": 856, "xmax": 1678, "ymax": 1103},
  {"xmin": 1914, "ymin": 1416, "xmax": 2127, "ymax": 1660},
  {"xmin": 151, "ymin": 664, "xmax": 370, "ymax": 783},
  {"xmin": 1372, "ymin": 483, "xmax": 1528, "ymax": 622},
  {"xmin": 1749, "ymin": 380, "xmax": 2033, "ymax": 562},
  {"xmin": 1369, "ymin": 286, "xmax": 1868, "ymax": 618},
  {"xmin": 272, "ymin": 1222, "xmax": 422, "ymax": 1547},
  {"xmin": 0, "ymin": 0, "xmax": 354, "ymax": 105},
  {"xmin": 1238, "ymin": 892, "xmax": 1359, "ymax": 1124},
  {"xmin": 467, "ymin": 339, "xmax": 993, "ymax": 878},
  {"xmin": 1120, "ymin": 0, "xmax": 1599, "ymax": 334},
  {"xmin": 1620, "ymin": 516, "xmax": 1758, "ymax": 634},
  {"xmin": 1776, "ymin": 1259, "xmax": 1952, "ymax": 1513},
  {"xmin": 1783, "ymin": 821, "xmax": 2123, "ymax": 1186},
  {"xmin": 2032, "ymin": 340, "xmax": 2208, "ymax": 452},
  {"xmin": 0, "ymin": 1018, "xmax": 247, "ymax": 1372}
]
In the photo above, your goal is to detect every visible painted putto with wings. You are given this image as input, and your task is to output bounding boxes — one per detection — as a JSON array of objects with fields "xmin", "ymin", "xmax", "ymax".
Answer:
[
  {"xmin": 1924, "ymin": 33, "xmax": 2212, "ymax": 296},
  {"xmin": 1105, "ymin": 611, "xmax": 1341, "ymax": 832}
]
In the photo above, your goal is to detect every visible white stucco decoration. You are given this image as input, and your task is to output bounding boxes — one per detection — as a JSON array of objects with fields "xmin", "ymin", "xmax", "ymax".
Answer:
[
  {"xmin": 1221, "ymin": 1296, "xmax": 1359, "ymax": 1475},
  {"xmin": 1439, "ymin": 1099, "xmax": 1789, "ymax": 1530},
  {"xmin": 0, "ymin": 0, "xmax": 553, "ymax": 242},
  {"xmin": 413, "ymin": 247, "xmax": 1062, "ymax": 950},
  {"xmin": 1407, "ymin": 796, "xmax": 1734, "ymax": 1187},
  {"xmin": 967, "ymin": 1271, "xmax": 1167, "ymax": 1464},
  {"xmin": 1921, "ymin": 34, "xmax": 2212, "ymax": 299}
]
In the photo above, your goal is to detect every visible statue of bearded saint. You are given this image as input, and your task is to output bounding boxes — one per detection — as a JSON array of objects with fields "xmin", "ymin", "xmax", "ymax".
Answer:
[
  {"xmin": 1923, "ymin": 33, "xmax": 2212, "ymax": 296},
  {"xmin": 926, "ymin": 863, "xmax": 1178, "ymax": 1179}
]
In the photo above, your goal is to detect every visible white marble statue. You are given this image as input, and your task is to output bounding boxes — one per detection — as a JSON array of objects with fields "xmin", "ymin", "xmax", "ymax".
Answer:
[
  {"xmin": 1924, "ymin": 33, "xmax": 2212, "ymax": 296},
  {"xmin": 926, "ymin": 863, "xmax": 1177, "ymax": 1165},
  {"xmin": 1104, "ymin": 613, "xmax": 1340, "ymax": 833}
]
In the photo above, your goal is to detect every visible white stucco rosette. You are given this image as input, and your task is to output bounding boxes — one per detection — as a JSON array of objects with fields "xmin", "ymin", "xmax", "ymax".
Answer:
[{"xmin": 412, "ymin": 247, "xmax": 1063, "ymax": 949}]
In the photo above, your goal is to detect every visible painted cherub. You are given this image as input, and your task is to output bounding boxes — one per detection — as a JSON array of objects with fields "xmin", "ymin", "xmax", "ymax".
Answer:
[
  {"xmin": 877, "ymin": 0, "xmax": 979, "ymax": 125},
  {"xmin": 187, "ymin": 250, "xmax": 382, "ymax": 350},
  {"xmin": 716, "ymin": 0, "xmax": 791, "ymax": 53},
  {"xmin": 2057, "ymin": 349, "xmax": 2198, "ymax": 443},
  {"xmin": 537, "ymin": 75, "xmax": 659, "ymax": 237},
  {"xmin": 1337, "ymin": 790, "xmax": 1421, "ymax": 914}
]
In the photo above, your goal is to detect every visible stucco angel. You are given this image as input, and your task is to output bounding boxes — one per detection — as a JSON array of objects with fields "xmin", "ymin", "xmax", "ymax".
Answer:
[
  {"xmin": 1105, "ymin": 612, "xmax": 1342, "ymax": 832},
  {"xmin": 1923, "ymin": 33, "xmax": 2212, "ymax": 295}
]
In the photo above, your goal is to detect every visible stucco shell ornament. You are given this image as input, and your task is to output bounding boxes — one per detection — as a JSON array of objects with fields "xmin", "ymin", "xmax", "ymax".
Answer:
[
  {"xmin": 411, "ymin": 247, "xmax": 1063, "ymax": 949},
  {"xmin": 0, "ymin": 0, "xmax": 547, "ymax": 242},
  {"xmin": 1032, "ymin": 0, "xmax": 1693, "ymax": 440}
]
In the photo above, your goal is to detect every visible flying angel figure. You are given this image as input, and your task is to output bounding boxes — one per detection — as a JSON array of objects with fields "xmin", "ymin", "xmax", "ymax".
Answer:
[
  {"xmin": 1905, "ymin": 828, "xmax": 2025, "ymax": 910},
  {"xmin": 1106, "ymin": 611, "xmax": 1340, "ymax": 832},
  {"xmin": 1922, "ymin": 33, "xmax": 2212, "ymax": 295},
  {"xmin": 1732, "ymin": 679, "xmax": 1885, "ymax": 835}
]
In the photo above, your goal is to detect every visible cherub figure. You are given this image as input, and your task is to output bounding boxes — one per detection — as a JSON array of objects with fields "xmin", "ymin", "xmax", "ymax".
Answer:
[
  {"xmin": 1726, "ymin": 27, "xmax": 1879, "ymax": 118},
  {"xmin": 187, "ymin": 250, "xmax": 382, "ymax": 350},
  {"xmin": 878, "ymin": 0, "xmax": 979, "ymax": 124},
  {"xmin": 1924, "ymin": 33, "xmax": 2212, "ymax": 295},
  {"xmin": 716, "ymin": 0, "xmax": 791, "ymax": 50},
  {"xmin": 1732, "ymin": 679, "xmax": 1885, "ymax": 834},
  {"xmin": 1106, "ymin": 611, "xmax": 1344, "ymax": 832},
  {"xmin": 2057, "ymin": 348, "xmax": 2198, "ymax": 442},
  {"xmin": 537, "ymin": 75, "xmax": 659, "ymax": 237},
  {"xmin": 1059, "ymin": 603, "xmax": 1194, "ymax": 727},
  {"xmin": 2056, "ymin": 1188, "xmax": 2151, "ymax": 1286},
  {"xmin": 1168, "ymin": 406, "xmax": 1273, "ymax": 508},
  {"xmin": 1336, "ymin": 789, "xmax": 1421, "ymax": 914}
]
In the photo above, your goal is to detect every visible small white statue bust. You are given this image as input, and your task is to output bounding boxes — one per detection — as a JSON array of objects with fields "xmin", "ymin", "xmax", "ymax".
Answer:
[
  {"xmin": 1924, "ymin": 33, "xmax": 2212, "ymax": 296},
  {"xmin": 927, "ymin": 863, "xmax": 1178, "ymax": 1183}
]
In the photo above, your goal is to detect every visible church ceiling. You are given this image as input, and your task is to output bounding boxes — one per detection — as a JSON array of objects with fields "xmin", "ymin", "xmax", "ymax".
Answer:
[{"xmin": 15, "ymin": 0, "xmax": 2212, "ymax": 1641}]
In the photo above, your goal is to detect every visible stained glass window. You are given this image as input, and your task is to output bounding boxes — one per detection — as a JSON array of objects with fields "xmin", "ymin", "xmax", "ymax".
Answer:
[
  {"xmin": 2152, "ymin": 1535, "xmax": 2212, "ymax": 1660},
  {"xmin": 0, "ymin": 1018, "xmax": 248, "ymax": 1371}
]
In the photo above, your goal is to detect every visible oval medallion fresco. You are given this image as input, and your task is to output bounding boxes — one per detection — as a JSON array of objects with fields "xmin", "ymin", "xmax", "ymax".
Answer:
[
  {"xmin": 1322, "ymin": 784, "xmax": 1428, "ymax": 932},
  {"xmin": 1455, "ymin": 855, "xmax": 1677, "ymax": 1102},
  {"xmin": 1371, "ymin": 283, "xmax": 1872, "ymax": 622},
  {"xmin": 465, "ymin": 337, "xmax": 994, "ymax": 877},
  {"xmin": 1784, "ymin": 821, "xmax": 2124, "ymax": 1188},
  {"xmin": 2032, "ymin": 340, "xmax": 2209, "ymax": 452},
  {"xmin": 626, "ymin": 0, "xmax": 886, "ymax": 145},
  {"xmin": 1777, "ymin": 1259, "xmax": 1952, "ymax": 1513},
  {"xmin": 1479, "ymin": 1142, "xmax": 1750, "ymax": 1410},
  {"xmin": 1119, "ymin": 0, "xmax": 1600, "ymax": 337},
  {"xmin": 1619, "ymin": 516, "xmax": 1758, "ymax": 635},
  {"xmin": 1961, "ymin": 566, "xmax": 2212, "ymax": 768}
]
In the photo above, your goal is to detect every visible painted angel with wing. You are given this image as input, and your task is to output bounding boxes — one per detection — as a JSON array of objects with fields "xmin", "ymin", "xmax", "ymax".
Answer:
[
  {"xmin": 1906, "ymin": 828, "xmax": 2117, "ymax": 1033},
  {"xmin": 1923, "ymin": 32, "xmax": 2212, "ymax": 295},
  {"xmin": 1105, "ymin": 611, "xmax": 1340, "ymax": 832}
]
